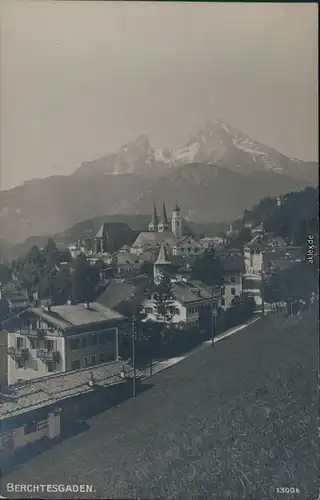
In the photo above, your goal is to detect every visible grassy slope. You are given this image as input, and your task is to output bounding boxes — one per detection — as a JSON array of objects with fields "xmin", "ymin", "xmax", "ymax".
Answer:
[{"xmin": 3, "ymin": 310, "xmax": 318, "ymax": 499}]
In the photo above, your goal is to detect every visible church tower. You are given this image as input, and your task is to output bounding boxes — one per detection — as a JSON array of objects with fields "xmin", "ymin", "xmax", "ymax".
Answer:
[
  {"xmin": 172, "ymin": 203, "xmax": 183, "ymax": 239},
  {"xmin": 153, "ymin": 243, "xmax": 171, "ymax": 284},
  {"xmin": 158, "ymin": 201, "xmax": 170, "ymax": 233},
  {"xmin": 148, "ymin": 202, "xmax": 159, "ymax": 232}
]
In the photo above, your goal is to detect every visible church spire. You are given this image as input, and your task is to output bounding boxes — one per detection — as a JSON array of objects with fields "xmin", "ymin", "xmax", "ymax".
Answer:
[
  {"xmin": 162, "ymin": 201, "xmax": 169, "ymax": 225},
  {"xmin": 148, "ymin": 201, "xmax": 159, "ymax": 232},
  {"xmin": 153, "ymin": 202, "xmax": 159, "ymax": 225},
  {"xmin": 158, "ymin": 201, "xmax": 170, "ymax": 232}
]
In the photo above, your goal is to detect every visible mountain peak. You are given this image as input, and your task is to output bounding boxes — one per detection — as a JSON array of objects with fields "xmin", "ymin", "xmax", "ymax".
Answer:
[
  {"xmin": 72, "ymin": 119, "xmax": 317, "ymax": 184},
  {"xmin": 125, "ymin": 134, "xmax": 151, "ymax": 149}
]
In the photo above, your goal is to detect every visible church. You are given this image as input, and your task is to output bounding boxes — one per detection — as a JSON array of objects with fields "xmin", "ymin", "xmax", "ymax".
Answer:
[{"xmin": 131, "ymin": 202, "xmax": 203, "ymax": 256}]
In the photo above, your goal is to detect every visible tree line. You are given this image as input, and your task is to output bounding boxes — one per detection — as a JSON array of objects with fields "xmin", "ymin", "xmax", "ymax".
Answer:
[
  {"xmin": 8, "ymin": 239, "xmax": 105, "ymax": 306},
  {"xmin": 230, "ymin": 186, "xmax": 318, "ymax": 247}
]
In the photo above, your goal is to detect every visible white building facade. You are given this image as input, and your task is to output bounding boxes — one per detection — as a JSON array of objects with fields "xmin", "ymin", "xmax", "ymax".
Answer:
[{"xmin": 6, "ymin": 303, "xmax": 123, "ymax": 386}]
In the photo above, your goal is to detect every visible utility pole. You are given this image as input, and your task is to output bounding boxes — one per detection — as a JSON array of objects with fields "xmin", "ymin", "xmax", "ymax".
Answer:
[
  {"xmin": 132, "ymin": 313, "xmax": 136, "ymax": 398},
  {"xmin": 211, "ymin": 285, "xmax": 218, "ymax": 348},
  {"xmin": 261, "ymin": 270, "xmax": 265, "ymax": 317},
  {"xmin": 211, "ymin": 285, "xmax": 215, "ymax": 347}
]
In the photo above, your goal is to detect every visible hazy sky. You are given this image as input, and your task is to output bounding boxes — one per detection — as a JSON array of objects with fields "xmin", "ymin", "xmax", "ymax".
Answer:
[{"xmin": 0, "ymin": 1, "xmax": 318, "ymax": 189}]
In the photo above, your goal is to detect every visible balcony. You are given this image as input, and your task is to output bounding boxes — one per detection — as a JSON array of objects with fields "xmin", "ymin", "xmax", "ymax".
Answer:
[
  {"xmin": 37, "ymin": 328, "xmax": 46, "ymax": 339},
  {"xmin": 7, "ymin": 347, "xmax": 29, "ymax": 360},
  {"xmin": 36, "ymin": 349, "xmax": 60, "ymax": 363}
]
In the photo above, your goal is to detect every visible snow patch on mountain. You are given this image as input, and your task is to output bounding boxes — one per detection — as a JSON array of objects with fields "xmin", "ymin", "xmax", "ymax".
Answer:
[
  {"xmin": 173, "ymin": 142, "xmax": 200, "ymax": 163},
  {"xmin": 72, "ymin": 119, "xmax": 317, "ymax": 184}
]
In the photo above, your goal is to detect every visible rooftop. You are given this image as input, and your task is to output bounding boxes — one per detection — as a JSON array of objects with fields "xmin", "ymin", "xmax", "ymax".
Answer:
[
  {"xmin": 132, "ymin": 231, "xmax": 177, "ymax": 249},
  {"xmin": 31, "ymin": 303, "xmax": 124, "ymax": 330},
  {"xmin": 173, "ymin": 281, "xmax": 212, "ymax": 303},
  {"xmin": 0, "ymin": 361, "xmax": 143, "ymax": 420},
  {"xmin": 3, "ymin": 311, "xmax": 318, "ymax": 498},
  {"xmin": 221, "ymin": 255, "xmax": 245, "ymax": 273}
]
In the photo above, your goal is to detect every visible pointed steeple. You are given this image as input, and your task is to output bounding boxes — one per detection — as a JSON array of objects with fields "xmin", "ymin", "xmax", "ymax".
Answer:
[
  {"xmin": 162, "ymin": 201, "xmax": 169, "ymax": 225},
  {"xmin": 155, "ymin": 243, "xmax": 171, "ymax": 265},
  {"xmin": 158, "ymin": 201, "xmax": 170, "ymax": 232},
  {"xmin": 153, "ymin": 202, "xmax": 159, "ymax": 226},
  {"xmin": 148, "ymin": 202, "xmax": 159, "ymax": 232}
]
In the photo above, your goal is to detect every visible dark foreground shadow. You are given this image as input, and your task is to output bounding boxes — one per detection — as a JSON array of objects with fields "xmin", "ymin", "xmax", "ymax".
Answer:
[{"xmin": 0, "ymin": 380, "xmax": 154, "ymax": 478}]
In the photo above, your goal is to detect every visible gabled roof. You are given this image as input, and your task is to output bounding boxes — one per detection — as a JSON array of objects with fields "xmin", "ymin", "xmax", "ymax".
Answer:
[
  {"xmin": 97, "ymin": 279, "xmax": 154, "ymax": 313},
  {"xmin": 97, "ymin": 282, "xmax": 139, "ymax": 310}
]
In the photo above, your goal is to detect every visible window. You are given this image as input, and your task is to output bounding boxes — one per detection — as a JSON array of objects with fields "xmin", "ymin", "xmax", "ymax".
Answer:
[
  {"xmin": 84, "ymin": 357, "xmax": 89, "ymax": 368},
  {"xmin": 174, "ymin": 308, "xmax": 180, "ymax": 315},
  {"xmin": 45, "ymin": 339, "xmax": 54, "ymax": 351},
  {"xmin": 89, "ymin": 334, "xmax": 98, "ymax": 347},
  {"xmin": 16, "ymin": 359, "xmax": 26, "ymax": 369},
  {"xmin": 71, "ymin": 360, "xmax": 80, "ymax": 370},
  {"xmin": 70, "ymin": 338, "xmax": 80, "ymax": 351},
  {"xmin": 17, "ymin": 337, "xmax": 24, "ymax": 349},
  {"xmin": 230, "ymin": 276, "xmax": 236, "ymax": 284},
  {"xmin": 99, "ymin": 353, "xmax": 105, "ymax": 364},
  {"xmin": 81, "ymin": 336, "xmax": 88, "ymax": 348},
  {"xmin": 145, "ymin": 307, "xmax": 153, "ymax": 314},
  {"xmin": 221, "ymin": 287, "xmax": 225, "ymax": 296},
  {"xmin": 37, "ymin": 419, "xmax": 49, "ymax": 432},
  {"xmin": 32, "ymin": 360, "xmax": 38, "ymax": 371},
  {"xmin": 47, "ymin": 362, "xmax": 55, "ymax": 373},
  {"xmin": 24, "ymin": 421, "xmax": 37, "ymax": 435},
  {"xmin": 221, "ymin": 297, "xmax": 225, "ymax": 306},
  {"xmin": 91, "ymin": 355, "xmax": 96, "ymax": 366},
  {"xmin": 29, "ymin": 338, "xmax": 39, "ymax": 350},
  {"xmin": 231, "ymin": 288, "xmax": 236, "ymax": 296}
]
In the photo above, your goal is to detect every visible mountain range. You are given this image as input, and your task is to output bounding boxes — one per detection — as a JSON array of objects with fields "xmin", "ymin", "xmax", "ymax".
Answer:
[
  {"xmin": 0, "ymin": 119, "xmax": 317, "ymax": 244},
  {"xmin": 74, "ymin": 119, "xmax": 318, "ymax": 183}
]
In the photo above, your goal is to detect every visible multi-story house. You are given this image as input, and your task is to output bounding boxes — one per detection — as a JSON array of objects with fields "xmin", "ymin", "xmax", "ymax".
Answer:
[
  {"xmin": 6, "ymin": 302, "xmax": 124, "ymax": 386},
  {"xmin": 220, "ymin": 256, "xmax": 244, "ymax": 310},
  {"xmin": 172, "ymin": 236, "xmax": 204, "ymax": 256},
  {"xmin": 142, "ymin": 280, "xmax": 212, "ymax": 328}
]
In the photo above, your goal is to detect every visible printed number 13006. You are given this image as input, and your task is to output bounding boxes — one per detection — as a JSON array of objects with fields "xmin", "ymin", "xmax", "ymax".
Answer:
[{"xmin": 276, "ymin": 487, "xmax": 300, "ymax": 494}]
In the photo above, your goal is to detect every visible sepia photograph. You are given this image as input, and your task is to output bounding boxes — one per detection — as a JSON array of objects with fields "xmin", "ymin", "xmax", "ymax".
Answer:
[{"xmin": 0, "ymin": 1, "xmax": 318, "ymax": 499}]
